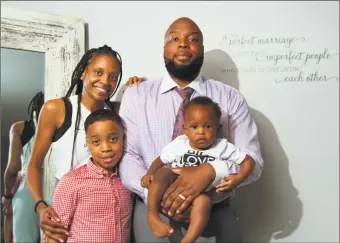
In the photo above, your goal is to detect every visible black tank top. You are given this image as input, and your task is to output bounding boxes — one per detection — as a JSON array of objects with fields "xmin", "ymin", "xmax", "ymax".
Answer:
[
  {"xmin": 51, "ymin": 98, "xmax": 120, "ymax": 142},
  {"xmin": 21, "ymin": 120, "xmax": 35, "ymax": 147}
]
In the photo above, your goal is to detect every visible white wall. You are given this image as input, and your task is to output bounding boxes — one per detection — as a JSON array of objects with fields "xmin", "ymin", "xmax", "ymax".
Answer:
[{"xmin": 2, "ymin": 1, "xmax": 338, "ymax": 242}]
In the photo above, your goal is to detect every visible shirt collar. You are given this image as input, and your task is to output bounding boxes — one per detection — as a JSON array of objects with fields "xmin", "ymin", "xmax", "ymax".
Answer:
[
  {"xmin": 87, "ymin": 158, "xmax": 118, "ymax": 178},
  {"xmin": 159, "ymin": 71, "xmax": 206, "ymax": 95}
]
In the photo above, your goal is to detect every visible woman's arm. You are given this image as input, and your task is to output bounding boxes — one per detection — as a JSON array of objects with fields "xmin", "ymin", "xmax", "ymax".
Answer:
[
  {"xmin": 3, "ymin": 123, "xmax": 24, "ymax": 243},
  {"xmin": 26, "ymin": 98, "xmax": 69, "ymax": 242},
  {"xmin": 3, "ymin": 121, "xmax": 24, "ymax": 197},
  {"xmin": 26, "ymin": 99, "xmax": 64, "ymax": 207}
]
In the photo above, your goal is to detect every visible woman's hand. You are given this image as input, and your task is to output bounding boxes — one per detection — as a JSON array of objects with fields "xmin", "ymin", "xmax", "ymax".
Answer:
[
  {"xmin": 38, "ymin": 206, "xmax": 69, "ymax": 243},
  {"xmin": 126, "ymin": 76, "xmax": 146, "ymax": 87},
  {"xmin": 2, "ymin": 196, "xmax": 12, "ymax": 216}
]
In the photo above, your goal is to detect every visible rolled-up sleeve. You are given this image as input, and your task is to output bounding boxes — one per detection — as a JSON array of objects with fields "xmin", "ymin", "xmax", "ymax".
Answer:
[
  {"xmin": 227, "ymin": 89, "xmax": 264, "ymax": 187},
  {"xmin": 119, "ymin": 87, "xmax": 148, "ymax": 202}
]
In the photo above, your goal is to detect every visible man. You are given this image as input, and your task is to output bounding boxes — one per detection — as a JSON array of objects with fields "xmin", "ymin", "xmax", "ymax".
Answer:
[{"xmin": 119, "ymin": 17, "xmax": 264, "ymax": 242}]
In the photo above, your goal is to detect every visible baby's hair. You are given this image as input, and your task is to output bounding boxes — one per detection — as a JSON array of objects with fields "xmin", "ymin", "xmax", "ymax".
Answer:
[
  {"xmin": 27, "ymin": 91, "xmax": 44, "ymax": 124},
  {"xmin": 65, "ymin": 45, "xmax": 123, "ymax": 169},
  {"xmin": 184, "ymin": 96, "xmax": 222, "ymax": 123},
  {"xmin": 84, "ymin": 109, "xmax": 124, "ymax": 133}
]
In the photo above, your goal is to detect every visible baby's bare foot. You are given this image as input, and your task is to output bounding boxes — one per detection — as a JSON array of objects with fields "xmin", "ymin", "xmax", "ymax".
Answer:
[{"xmin": 147, "ymin": 211, "xmax": 174, "ymax": 238}]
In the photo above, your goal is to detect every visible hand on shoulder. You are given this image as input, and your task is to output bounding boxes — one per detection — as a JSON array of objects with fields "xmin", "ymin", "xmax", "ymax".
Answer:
[{"xmin": 126, "ymin": 76, "xmax": 146, "ymax": 87}]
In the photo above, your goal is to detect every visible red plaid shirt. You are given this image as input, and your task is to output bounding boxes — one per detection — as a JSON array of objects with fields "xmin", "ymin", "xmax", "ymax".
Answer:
[{"xmin": 52, "ymin": 159, "xmax": 133, "ymax": 243}]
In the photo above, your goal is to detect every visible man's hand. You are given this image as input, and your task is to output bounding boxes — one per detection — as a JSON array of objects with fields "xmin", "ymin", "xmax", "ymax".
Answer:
[
  {"xmin": 161, "ymin": 163, "xmax": 215, "ymax": 217},
  {"xmin": 141, "ymin": 174, "xmax": 153, "ymax": 188},
  {"xmin": 215, "ymin": 174, "xmax": 243, "ymax": 192},
  {"xmin": 38, "ymin": 206, "xmax": 69, "ymax": 243}
]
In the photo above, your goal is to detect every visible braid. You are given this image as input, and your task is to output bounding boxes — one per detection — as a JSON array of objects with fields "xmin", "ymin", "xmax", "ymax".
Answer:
[
  {"xmin": 65, "ymin": 49, "xmax": 97, "ymax": 97},
  {"xmin": 105, "ymin": 100, "xmax": 114, "ymax": 111},
  {"xmin": 67, "ymin": 44, "xmax": 123, "ymax": 168},
  {"xmin": 27, "ymin": 91, "xmax": 44, "ymax": 128},
  {"xmin": 70, "ymin": 93, "xmax": 82, "ymax": 170},
  {"xmin": 22, "ymin": 91, "xmax": 44, "ymax": 158}
]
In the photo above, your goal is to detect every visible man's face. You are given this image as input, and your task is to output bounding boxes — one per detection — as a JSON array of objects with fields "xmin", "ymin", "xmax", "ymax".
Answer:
[{"xmin": 163, "ymin": 18, "xmax": 204, "ymax": 80}]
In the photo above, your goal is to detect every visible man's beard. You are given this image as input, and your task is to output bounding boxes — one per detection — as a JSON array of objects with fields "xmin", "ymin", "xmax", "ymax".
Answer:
[{"xmin": 164, "ymin": 53, "xmax": 204, "ymax": 81}]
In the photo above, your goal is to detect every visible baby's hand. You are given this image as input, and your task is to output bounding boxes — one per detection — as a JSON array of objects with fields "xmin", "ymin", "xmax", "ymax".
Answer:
[
  {"xmin": 141, "ymin": 174, "xmax": 154, "ymax": 188},
  {"xmin": 215, "ymin": 174, "xmax": 243, "ymax": 193}
]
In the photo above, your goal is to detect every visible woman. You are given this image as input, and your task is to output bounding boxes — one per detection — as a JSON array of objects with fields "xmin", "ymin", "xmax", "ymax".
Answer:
[
  {"xmin": 2, "ymin": 91, "xmax": 44, "ymax": 242},
  {"xmin": 26, "ymin": 45, "xmax": 143, "ymax": 242}
]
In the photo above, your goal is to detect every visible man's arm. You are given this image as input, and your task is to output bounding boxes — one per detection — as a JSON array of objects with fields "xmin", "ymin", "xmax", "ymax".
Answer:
[
  {"xmin": 227, "ymin": 88, "xmax": 264, "ymax": 187},
  {"xmin": 119, "ymin": 87, "xmax": 149, "ymax": 202}
]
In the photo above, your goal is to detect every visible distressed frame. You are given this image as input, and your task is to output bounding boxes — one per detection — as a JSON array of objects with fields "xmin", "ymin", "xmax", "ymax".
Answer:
[{"xmin": 1, "ymin": 6, "xmax": 85, "ymax": 200}]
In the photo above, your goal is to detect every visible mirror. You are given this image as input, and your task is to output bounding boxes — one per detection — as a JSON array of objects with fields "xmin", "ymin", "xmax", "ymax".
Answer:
[
  {"xmin": 1, "ymin": 48, "xmax": 45, "ymax": 185},
  {"xmin": 1, "ymin": 6, "xmax": 85, "ymax": 203}
]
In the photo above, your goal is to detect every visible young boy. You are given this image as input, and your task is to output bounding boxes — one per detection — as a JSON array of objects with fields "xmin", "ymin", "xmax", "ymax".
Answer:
[
  {"xmin": 141, "ymin": 96, "xmax": 255, "ymax": 243},
  {"xmin": 51, "ymin": 109, "xmax": 133, "ymax": 243}
]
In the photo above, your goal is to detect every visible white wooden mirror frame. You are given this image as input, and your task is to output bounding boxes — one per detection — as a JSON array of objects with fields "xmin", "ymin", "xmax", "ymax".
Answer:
[{"xmin": 1, "ymin": 6, "xmax": 85, "ymax": 200}]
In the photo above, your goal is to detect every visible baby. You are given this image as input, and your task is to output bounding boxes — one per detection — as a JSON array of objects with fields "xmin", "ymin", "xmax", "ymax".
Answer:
[{"xmin": 141, "ymin": 96, "xmax": 255, "ymax": 243}]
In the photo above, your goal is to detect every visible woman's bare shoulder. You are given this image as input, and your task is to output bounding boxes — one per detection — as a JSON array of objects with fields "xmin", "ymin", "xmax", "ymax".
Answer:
[
  {"xmin": 39, "ymin": 97, "xmax": 68, "ymax": 129},
  {"xmin": 41, "ymin": 98, "xmax": 66, "ymax": 116},
  {"xmin": 10, "ymin": 121, "xmax": 25, "ymax": 136}
]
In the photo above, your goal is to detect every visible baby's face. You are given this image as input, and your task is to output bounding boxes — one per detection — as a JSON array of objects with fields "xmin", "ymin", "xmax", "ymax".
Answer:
[
  {"xmin": 86, "ymin": 120, "xmax": 124, "ymax": 173},
  {"xmin": 184, "ymin": 104, "xmax": 219, "ymax": 150}
]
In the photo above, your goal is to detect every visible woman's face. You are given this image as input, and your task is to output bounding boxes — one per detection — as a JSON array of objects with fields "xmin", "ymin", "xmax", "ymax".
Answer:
[{"xmin": 81, "ymin": 54, "xmax": 121, "ymax": 101}]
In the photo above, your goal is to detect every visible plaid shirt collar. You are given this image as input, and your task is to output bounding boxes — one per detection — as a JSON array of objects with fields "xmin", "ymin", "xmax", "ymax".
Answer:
[{"xmin": 87, "ymin": 158, "xmax": 118, "ymax": 179}]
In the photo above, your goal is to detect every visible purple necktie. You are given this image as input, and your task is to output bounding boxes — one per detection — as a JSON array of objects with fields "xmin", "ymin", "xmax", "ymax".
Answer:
[{"xmin": 172, "ymin": 87, "xmax": 194, "ymax": 140}]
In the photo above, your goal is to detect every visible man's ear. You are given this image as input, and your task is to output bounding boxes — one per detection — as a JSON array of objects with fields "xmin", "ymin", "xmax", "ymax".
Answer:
[{"xmin": 217, "ymin": 124, "xmax": 222, "ymax": 132}]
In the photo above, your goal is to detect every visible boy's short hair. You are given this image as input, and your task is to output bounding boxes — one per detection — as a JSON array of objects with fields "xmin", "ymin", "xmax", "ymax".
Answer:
[
  {"xmin": 184, "ymin": 96, "xmax": 222, "ymax": 122},
  {"xmin": 84, "ymin": 109, "xmax": 124, "ymax": 133}
]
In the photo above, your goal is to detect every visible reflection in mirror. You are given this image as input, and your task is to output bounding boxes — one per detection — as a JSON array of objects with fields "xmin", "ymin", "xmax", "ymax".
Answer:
[{"xmin": 0, "ymin": 47, "xmax": 45, "ymax": 191}]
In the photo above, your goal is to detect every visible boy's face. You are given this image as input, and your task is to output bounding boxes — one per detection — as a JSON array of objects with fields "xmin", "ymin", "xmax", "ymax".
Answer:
[
  {"xmin": 86, "ymin": 120, "xmax": 124, "ymax": 173},
  {"xmin": 184, "ymin": 104, "xmax": 220, "ymax": 150}
]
